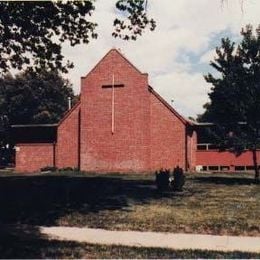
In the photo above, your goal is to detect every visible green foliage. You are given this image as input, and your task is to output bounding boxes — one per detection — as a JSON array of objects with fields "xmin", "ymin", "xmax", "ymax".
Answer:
[
  {"xmin": 0, "ymin": 1, "xmax": 155, "ymax": 74},
  {"xmin": 0, "ymin": 70, "xmax": 75, "ymax": 165},
  {"xmin": 113, "ymin": 0, "xmax": 156, "ymax": 40},
  {"xmin": 0, "ymin": 1, "xmax": 247, "ymax": 74},
  {"xmin": 58, "ymin": 167, "xmax": 80, "ymax": 172},
  {"xmin": 58, "ymin": 167, "xmax": 74, "ymax": 172},
  {"xmin": 0, "ymin": 70, "xmax": 75, "ymax": 125},
  {"xmin": 0, "ymin": 1, "xmax": 96, "ymax": 74},
  {"xmin": 40, "ymin": 166, "xmax": 58, "ymax": 172},
  {"xmin": 0, "ymin": 114, "xmax": 9, "ymax": 149},
  {"xmin": 201, "ymin": 24, "xmax": 260, "ymax": 181}
]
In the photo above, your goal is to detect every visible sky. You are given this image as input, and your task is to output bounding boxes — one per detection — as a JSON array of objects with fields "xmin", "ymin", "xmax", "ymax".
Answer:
[{"xmin": 62, "ymin": 0, "xmax": 260, "ymax": 119}]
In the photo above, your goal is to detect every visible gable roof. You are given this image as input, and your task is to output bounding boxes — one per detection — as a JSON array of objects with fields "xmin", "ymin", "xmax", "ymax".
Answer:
[
  {"xmin": 148, "ymin": 85, "xmax": 193, "ymax": 125},
  {"xmin": 58, "ymin": 100, "xmax": 81, "ymax": 126},
  {"xmin": 11, "ymin": 124, "xmax": 58, "ymax": 128},
  {"xmin": 81, "ymin": 48, "xmax": 145, "ymax": 80}
]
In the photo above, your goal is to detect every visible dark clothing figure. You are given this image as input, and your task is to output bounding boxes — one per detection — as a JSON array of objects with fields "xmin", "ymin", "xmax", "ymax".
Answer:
[
  {"xmin": 172, "ymin": 166, "xmax": 185, "ymax": 191},
  {"xmin": 155, "ymin": 168, "xmax": 170, "ymax": 191}
]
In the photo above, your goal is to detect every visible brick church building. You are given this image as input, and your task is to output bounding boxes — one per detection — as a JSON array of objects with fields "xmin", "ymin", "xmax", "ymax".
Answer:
[
  {"xmin": 13, "ymin": 49, "xmax": 197, "ymax": 173},
  {"xmin": 12, "ymin": 49, "xmax": 260, "ymax": 173}
]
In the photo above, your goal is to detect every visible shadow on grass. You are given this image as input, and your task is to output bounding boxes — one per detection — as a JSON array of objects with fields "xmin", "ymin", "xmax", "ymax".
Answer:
[
  {"xmin": 0, "ymin": 174, "xmax": 168, "ymax": 226},
  {"xmin": 0, "ymin": 224, "xmax": 88, "ymax": 258},
  {"xmin": 193, "ymin": 175, "xmax": 256, "ymax": 185}
]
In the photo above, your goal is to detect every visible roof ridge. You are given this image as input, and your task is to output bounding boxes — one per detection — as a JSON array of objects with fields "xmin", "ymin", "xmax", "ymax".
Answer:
[
  {"xmin": 81, "ymin": 48, "xmax": 145, "ymax": 80},
  {"xmin": 58, "ymin": 100, "xmax": 81, "ymax": 126},
  {"xmin": 148, "ymin": 85, "xmax": 192, "ymax": 125},
  {"xmin": 111, "ymin": 48, "xmax": 144, "ymax": 74},
  {"xmin": 11, "ymin": 124, "xmax": 58, "ymax": 128}
]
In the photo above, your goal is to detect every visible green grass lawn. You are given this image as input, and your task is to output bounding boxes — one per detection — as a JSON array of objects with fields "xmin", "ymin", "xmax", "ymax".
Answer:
[
  {"xmin": 1, "ymin": 238, "xmax": 260, "ymax": 259},
  {"xmin": 0, "ymin": 171, "xmax": 259, "ymax": 237}
]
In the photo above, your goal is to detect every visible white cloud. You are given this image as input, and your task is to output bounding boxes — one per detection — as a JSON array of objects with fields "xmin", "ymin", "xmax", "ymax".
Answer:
[
  {"xmin": 200, "ymin": 49, "xmax": 217, "ymax": 64},
  {"xmin": 62, "ymin": 0, "xmax": 260, "ymax": 118},
  {"xmin": 151, "ymin": 71, "xmax": 211, "ymax": 118}
]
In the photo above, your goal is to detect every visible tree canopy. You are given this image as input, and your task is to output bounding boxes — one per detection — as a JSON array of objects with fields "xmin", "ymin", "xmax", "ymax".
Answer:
[
  {"xmin": 201, "ymin": 24, "xmax": 260, "ymax": 182},
  {"xmin": 0, "ymin": 0, "xmax": 247, "ymax": 75},
  {"xmin": 0, "ymin": 1, "xmax": 155, "ymax": 74},
  {"xmin": 0, "ymin": 70, "xmax": 76, "ymax": 164},
  {"xmin": 0, "ymin": 70, "xmax": 75, "ymax": 125}
]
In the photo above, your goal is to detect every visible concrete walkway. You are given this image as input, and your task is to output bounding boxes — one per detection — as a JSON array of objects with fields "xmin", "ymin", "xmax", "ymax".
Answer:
[{"xmin": 40, "ymin": 227, "xmax": 260, "ymax": 253}]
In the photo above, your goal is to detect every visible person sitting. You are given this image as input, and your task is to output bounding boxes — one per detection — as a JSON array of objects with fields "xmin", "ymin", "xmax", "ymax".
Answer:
[
  {"xmin": 172, "ymin": 165, "xmax": 185, "ymax": 191},
  {"xmin": 155, "ymin": 168, "xmax": 170, "ymax": 191}
]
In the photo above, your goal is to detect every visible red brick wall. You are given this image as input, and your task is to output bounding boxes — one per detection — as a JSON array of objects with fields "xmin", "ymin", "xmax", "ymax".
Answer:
[
  {"xmin": 196, "ymin": 150, "xmax": 260, "ymax": 170},
  {"xmin": 15, "ymin": 143, "xmax": 54, "ymax": 172},
  {"xmin": 80, "ymin": 49, "xmax": 151, "ymax": 172},
  {"xmin": 14, "ymin": 50, "xmax": 195, "ymax": 174},
  {"xmin": 56, "ymin": 103, "xmax": 80, "ymax": 169},
  {"xmin": 150, "ymin": 92, "xmax": 186, "ymax": 171}
]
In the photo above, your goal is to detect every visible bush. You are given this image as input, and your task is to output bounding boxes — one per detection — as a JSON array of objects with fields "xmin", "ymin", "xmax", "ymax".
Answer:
[
  {"xmin": 172, "ymin": 166, "xmax": 185, "ymax": 191},
  {"xmin": 40, "ymin": 166, "xmax": 57, "ymax": 172},
  {"xmin": 58, "ymin": 167, "xmax": 74, "ymax": 171},
  {"xmin": 58, "ymin": 167, "xmax": 80, "ymax": 172},
  {"xmin": 155, "ymin": 166, "xmax": 186, "ymax": 192},
  {"xmin": 155, "ymin": 169, "xmax": 170, "ymax": 191}
]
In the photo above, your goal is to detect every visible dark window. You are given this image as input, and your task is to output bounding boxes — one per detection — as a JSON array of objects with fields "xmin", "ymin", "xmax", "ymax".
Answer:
[
  {"xmin": 202, "ymin": 166, "xmax": 208, "ymax": 171},
  {"xmin": 197, "ymin": 143, "xmax": 218, "ymax": 150},
  {"xmin": 197, "ymin": 144, "xmax": 207, "ymax": 150},
  {"xmin": 208, "ymin": 166, "xmax": 219, "ymax": 171},
  {"xmin": 208, "ymin": 144, "xmax": 218, "ymax": 150},
  {"xmin": 235, "ymin": 166, "xmax": 245, "ymax": 171}
]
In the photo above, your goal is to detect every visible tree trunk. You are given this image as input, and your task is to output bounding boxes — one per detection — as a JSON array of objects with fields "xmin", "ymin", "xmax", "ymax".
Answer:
[{"xmin": 252, "ymin": 148, "xmax": 259, "ymax": 184}]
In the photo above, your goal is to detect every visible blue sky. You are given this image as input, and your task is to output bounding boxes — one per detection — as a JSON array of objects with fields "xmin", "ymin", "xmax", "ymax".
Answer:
[{"xmin": 62, "ymin": 0, "xmax": 260, "ymax": 118}]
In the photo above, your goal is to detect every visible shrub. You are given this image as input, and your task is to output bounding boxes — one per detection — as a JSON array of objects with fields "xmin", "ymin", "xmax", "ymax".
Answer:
[
  {"xmin": 58, "ymin": 167, "xmax": 74, "ymax": 172},
  {"xmin": 40, "ymin": 166, "xmax": 57, "ymax": 172},
  {"xmin": 172, "ymin": 166, "xmax": 185, "ymax": 191},
  {"xmin": 155, "ymin": 169, "xmax": 170, "ymax": 191},
  {"xmin": 58, "ymin": 167, "xmax": 80, "ymax": 172}
]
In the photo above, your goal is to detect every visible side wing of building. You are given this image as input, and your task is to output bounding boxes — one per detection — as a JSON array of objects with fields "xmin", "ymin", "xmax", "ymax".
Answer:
[
  {"xmin": 55, "ymin": 101, "xmax": 81, "ymax": 169},
  {"xmin": 149, "ymin": 87, "xmax": 196, "ymax": 171}
]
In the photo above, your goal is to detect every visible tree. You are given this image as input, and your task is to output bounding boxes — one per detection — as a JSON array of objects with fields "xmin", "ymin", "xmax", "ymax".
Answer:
[
  {"xmin": 201, "ymin": 24, "xmax": 260, "ymax": 183},
  {"xmin": 0, "ymin": 1, "xmax": 155, "ymax": 74},
  {"xmin": 113, "ymin": 0, "xmax": 155, "ymax": 40},
  {"xmin": 0, "ymin": 0, "xmax": 247, "ymax": 75},
  {"xmin": 0, "ymin": 71, "xmax": 75, "ymax": 125},
  {"xmin": 0, "ymin": 70, "xmax": 76, "ymax": 164}
]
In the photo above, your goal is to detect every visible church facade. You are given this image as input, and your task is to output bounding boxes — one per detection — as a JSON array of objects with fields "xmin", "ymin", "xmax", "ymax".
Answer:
[{"xmin": 13, "ymin": 49, "xmax": 197, "ymax": 173}]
